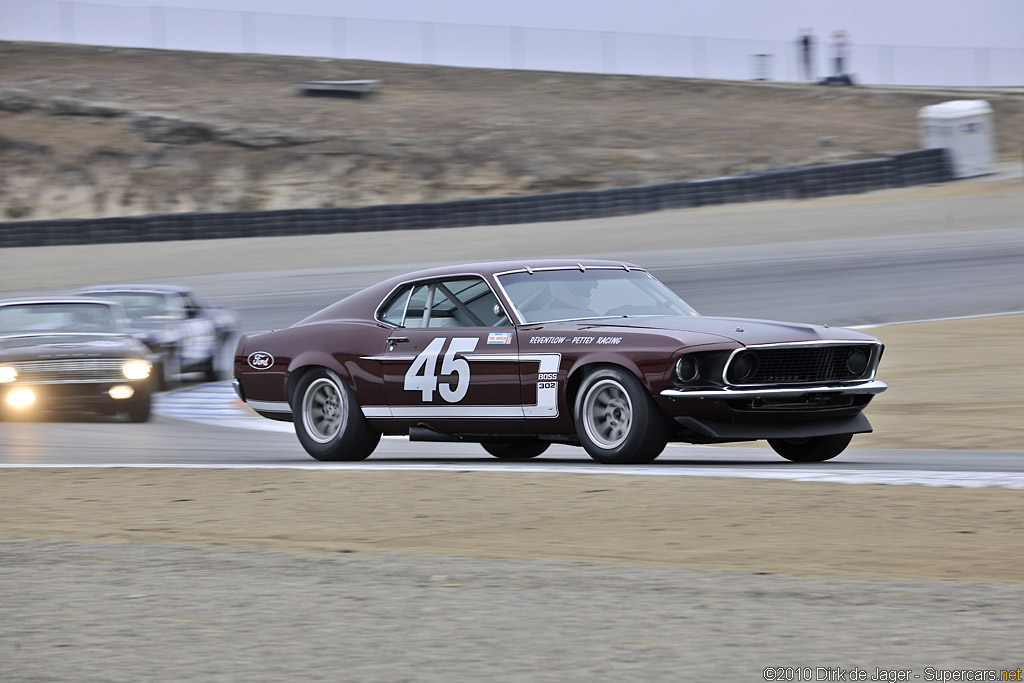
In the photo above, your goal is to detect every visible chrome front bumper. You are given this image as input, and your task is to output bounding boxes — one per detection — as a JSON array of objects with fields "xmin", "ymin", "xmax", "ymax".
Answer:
[{"xmin": 660, "ymin": 380, "xmax": 888, "ymax": 400}]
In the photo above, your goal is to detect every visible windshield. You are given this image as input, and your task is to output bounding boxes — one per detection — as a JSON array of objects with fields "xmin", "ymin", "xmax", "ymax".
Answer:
[
  {"xmin": 91, "ymin": 292, "xmax": 174, "ymax": 320},
  {"xmin": 0, "ymin": 303, "xmax": 120, "ymax": 335},
  {"xmin": 497, "ymin": 268, "xmax": 698, "ymax": 324}
]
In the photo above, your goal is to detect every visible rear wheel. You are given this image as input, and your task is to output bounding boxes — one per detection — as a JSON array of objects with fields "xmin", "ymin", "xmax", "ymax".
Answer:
[
  {"xmin": 293, "ymin": 368, "xmax": 380, "ymax": 461},
  {"xmin": 574, "ymin": 367, "xmax": 669, "ymax": 464},
  {"xmin": 768, "ymin": 433, "xmax": 853, "ymax": 462},
  {"xmin": 481, "ymin": 440, "xmax": 549, "ymax": 459}
]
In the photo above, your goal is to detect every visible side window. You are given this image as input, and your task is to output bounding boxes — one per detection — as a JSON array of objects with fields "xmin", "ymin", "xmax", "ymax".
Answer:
[
  {"xmin": 379, "ymin": 286, "xmax": 412, "ymax": 326},
  {"xmin": 166, "ymin": 294, "xmax": 187, "ymax": 319},
  {"xmin": 427, "ymin": 278, "xmax": 508, "ymax": 328},
  {"xmin": 403, "ymin": 285, "xmax": 429, "ymax": 328},
  {"xmin": 181, "ymin": 293, "xmax": 201, "ymax": 319}
]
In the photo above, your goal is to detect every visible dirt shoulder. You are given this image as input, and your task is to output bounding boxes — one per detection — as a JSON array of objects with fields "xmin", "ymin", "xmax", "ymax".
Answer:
[
  {"xmin": 1, "ymin": 468, "xmax": 1021, "ymax": 583},
  {"xmin": 865, "ymin": 315, "xmax": 1024, "ymax": 451},
  {"xmin": 1, "ymin": 315, "xmax": 1021, "ymax": 584},
  {"xmin": 2, "ymin": 41, "xmax": 1022, "ymax": 221}
]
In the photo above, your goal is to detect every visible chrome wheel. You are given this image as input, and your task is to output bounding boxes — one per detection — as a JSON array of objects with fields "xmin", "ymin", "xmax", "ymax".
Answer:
[
  {"xmin": 302, "ymin": 377, "xmax": 347, "ymax": 444},
  {"xmin": 582, "ymin": 379, "xmax": 633, "ymax": 449}
]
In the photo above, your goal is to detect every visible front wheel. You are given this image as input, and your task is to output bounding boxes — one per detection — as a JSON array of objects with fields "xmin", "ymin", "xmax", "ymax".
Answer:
[
  {"xmin": 481, "ymin": 440, "xmax": 550, "ymax": 459},
  {"xmin": 203, "ymin": 335, "xmax": 229, "ymax": 382},
  {"xmin": 158, "ymin": 348, "xmax": 180, "ymax": 390},
  {"xmin": 768, "ymin": 433, "xmax": 853, "ymax": 462},
  {"xmin": 293, "ymin": 368, "xmax": 381, "ymax": 461},
  {"xmin": 574, "ymin": 367, "xmax": 669, "ymax": 464},
  {"xmin": 125, "ymin": 389, "xmax": 152, "ymax": 423}
]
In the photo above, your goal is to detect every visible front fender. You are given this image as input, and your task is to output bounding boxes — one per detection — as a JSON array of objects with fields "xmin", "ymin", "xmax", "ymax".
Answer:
[{"xmin": 566, "ymin": 352, "xmax": 645, "ymax": 388}]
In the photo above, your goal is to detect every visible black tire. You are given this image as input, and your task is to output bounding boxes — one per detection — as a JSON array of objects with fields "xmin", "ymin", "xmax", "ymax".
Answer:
[
  {"xmin": 158, "ymin": 348, "xmax": 180, "ymax": 391},
  {"xmin": 293, "ymin": 368, "xmax": 381, "ymax": 461},
  {"xmin": 573, "ymin": 367, "xmax": 669, "ymax": 464},
  {"xmin": 125, "ymin": 389, "xmax": 152, "ymax": 423},
  {"xmin": 481, "ymin": 440, "xmax": 550, "ymax": 459},
  {"xmin": 203, "ymin": 336, "xmax": 228, "ymax": 382},
  {"xmin": 768, "ymin": 433, "xmax": 853, "ymax": 462},
  {"xmin": 202, "ymin": 355, "xmax": 221, "ymax": 382}
]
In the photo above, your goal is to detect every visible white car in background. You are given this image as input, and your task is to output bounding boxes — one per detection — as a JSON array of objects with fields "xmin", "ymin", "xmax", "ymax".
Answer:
[{"xmin": 75, "ymin": 284, "xmax": 237, "ymax": 388}]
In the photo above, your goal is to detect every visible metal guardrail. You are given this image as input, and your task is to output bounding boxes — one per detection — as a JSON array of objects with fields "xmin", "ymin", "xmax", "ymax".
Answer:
[{"xmin": 0, "ymin": 149, "xmax": 951, "ymax": 248}]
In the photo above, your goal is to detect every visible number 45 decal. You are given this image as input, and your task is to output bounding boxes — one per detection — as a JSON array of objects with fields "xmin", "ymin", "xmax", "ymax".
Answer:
[{"xmin": 404, "ymin": 337, "xmax": 479, "ymax": 403}]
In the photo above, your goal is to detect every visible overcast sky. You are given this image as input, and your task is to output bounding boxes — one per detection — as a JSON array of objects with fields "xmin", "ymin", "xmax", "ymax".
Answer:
[{"xmin": 98, "ymin": 0, "xmax": 1023, "ymax": 49}]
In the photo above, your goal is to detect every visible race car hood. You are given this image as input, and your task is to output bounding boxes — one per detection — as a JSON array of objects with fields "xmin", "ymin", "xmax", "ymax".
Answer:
[
  {"xmin": 570, "ymin": 315, "xmax": 874, "ymax": 346},
  {"xmin": 0, "ymin": 334, "xmax": 146, "ymax": 360}
]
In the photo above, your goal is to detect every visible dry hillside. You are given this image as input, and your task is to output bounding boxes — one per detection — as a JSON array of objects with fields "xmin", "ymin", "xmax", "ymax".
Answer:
[{"xmin": 1, "ymin": 41, "xmax": 1022, "ymax": 221}]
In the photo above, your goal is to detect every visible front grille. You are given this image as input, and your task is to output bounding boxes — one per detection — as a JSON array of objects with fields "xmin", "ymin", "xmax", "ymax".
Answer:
[
  {"xmin": 727, "ymin": 344, "xmax": 877, "ymax": 386},
  {"xmin": 12, "ymin": 359, "xmax": 127, "ymax": 384}
]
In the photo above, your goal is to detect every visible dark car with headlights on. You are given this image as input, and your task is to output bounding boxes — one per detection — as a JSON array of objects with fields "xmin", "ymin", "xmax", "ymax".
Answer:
[
  {"xmin": 0, "ymin": 298, "xmax": 154, "ymax": 421},
  {"xmin": 74, "ymin": 284, "xmax": 238, "ymax": 387},
  {"xmin": 233, "ymin": 259, "xmax": 886, "ymax": 464}
]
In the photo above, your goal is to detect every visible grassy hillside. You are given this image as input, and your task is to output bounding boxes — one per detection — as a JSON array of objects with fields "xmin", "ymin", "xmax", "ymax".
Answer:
[{"xmin": 1, "ymin": 41, "xmax": 1021, "ymax": 221}]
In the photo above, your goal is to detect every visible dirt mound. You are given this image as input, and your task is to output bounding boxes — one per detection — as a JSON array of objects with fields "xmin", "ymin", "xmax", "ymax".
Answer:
[{"xmin": 1, "ymin": 41, "xmax": 1022, "ymax": 221}]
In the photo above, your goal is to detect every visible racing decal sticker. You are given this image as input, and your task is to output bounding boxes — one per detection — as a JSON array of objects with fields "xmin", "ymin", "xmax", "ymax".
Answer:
[
  {"xmin": 529, "ymin": 335, "xmax": 622, "ymax": 345},
  {"xmin": 360, "ymin": 352, "xmax": 561, "ymax": 419},
  {"xmin": 247, "ymin": 351, "xmax": 275, "ymax": 370},
  {"xmin": 404, "ymin": 337, "xmax": 479, "ymax": 402},
  {"xmin": 487, "ymin": 332, "xmax": 513, "ymax": 345}
]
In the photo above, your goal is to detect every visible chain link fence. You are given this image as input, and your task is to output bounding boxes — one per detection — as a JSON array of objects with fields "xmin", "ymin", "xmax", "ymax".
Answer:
[{"xmin": 1, "ymin": 0, "xmax": 1021, "ymax": 86}]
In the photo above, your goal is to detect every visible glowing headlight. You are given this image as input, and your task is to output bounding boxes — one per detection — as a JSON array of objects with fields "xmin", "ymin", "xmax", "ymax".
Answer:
[
  {"xmin": 7, "ymin": 387, "xmax": 35, "ymax": 408},
  {"xmin": 0, "ymin": 366, "xmax": 16, "ymax": 383},
  {"xmin": 122, "ymin": 360, "xmax": 152, "ymax": 380},
  {"xmin": 108, "ymin": 385, "xmax": 135, "ymax": 400}
]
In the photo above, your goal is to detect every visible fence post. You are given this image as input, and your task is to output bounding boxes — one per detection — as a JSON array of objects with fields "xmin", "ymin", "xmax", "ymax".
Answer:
[
  {"xmin": 601, "ymin": 31, "xmax": 616, "ymax": 73},
  {"xmin": 332, "ymin": 17, "xmax": 346, "ymax": 58},
  {"xmin": 150, "ymin": 5, "xmax": 166, "ymax": 48},
  {"xmin": 510, "ymin": 26, "xmax": 525, "ymax": 69},
  {"xmin": 692, "ymin": 36, "xmax": 706, "ymax": 78},
  {"xmin": 975, "ymin": 48, "xmax": 990, "ymax": 87},
  {"xmin": 421, "ymin": 22, "xmax": 436, "ymax": 64},
  {"xmin": 59, "ymin": 1, "xmax": 74, "ymax": 43},
  {"xmin": 880, "ymin": 45, "xmax": 894, "ymax": 85},
  {"xmin": 240, "ymin": 11, "xmax": 255, "ymax": 53}
]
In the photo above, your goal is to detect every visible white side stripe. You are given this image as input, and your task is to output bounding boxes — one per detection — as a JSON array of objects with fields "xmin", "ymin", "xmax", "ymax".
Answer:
[
  {"xmin": 359, "ymin": 352, "xmax": 562, "ymax": 420},
  {"xmin": 364, "ymin": 405, "xmax": 523, "ymax": 419}
]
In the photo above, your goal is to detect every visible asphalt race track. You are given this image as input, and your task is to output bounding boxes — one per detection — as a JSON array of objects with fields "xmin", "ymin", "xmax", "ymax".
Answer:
[{"xmin": 2, "ymin": 226, "xmax": 1023, "ymax": 484}]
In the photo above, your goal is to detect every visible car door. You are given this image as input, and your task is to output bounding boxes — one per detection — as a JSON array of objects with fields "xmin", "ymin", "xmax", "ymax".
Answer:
[
  {"xmin": 380, "ymin": 276, "xmax": 527, "ymax": 432},
  {"xmin": 174, "ymin": 291, "xmax": 216, "ymax": 366}
]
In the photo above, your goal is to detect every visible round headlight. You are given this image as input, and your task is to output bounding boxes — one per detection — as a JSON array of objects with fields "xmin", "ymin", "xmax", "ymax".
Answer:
[
  {"xmin": 675, "ymin": 355, "xmax": 699, "ymax": 383},
  {"xmin": 846, "ymin": 348, "xmax": 869, "ymax": 376},
  {"xmin": 122, "ymin": 360, "xmax": 152, "ymax": 380},
  {"xmin": 0, "ymin": 366, "xmax": 16, "ymax": 383},
  {"xmin": 726, "ymin": 351, "xmax": 759, "ymax": 384}
]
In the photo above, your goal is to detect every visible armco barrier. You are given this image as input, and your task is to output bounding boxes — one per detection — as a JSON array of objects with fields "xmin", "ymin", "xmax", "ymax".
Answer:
[{"xmin": 0, "ymin": 148, "xmax": 952, "ymax": 248}]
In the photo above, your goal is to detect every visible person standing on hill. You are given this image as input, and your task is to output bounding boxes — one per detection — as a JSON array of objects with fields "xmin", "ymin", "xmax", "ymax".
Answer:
[
  {"xmin": 831, "ymin": 30, "xmax": 850, "ymax": 77},
  {"xmin": 796, "ymin": 28, "xmax": 815, "ymax": 81}
]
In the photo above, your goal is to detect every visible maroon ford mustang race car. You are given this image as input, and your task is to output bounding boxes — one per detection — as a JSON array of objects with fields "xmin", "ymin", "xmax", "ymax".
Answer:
[{"xmin": 233, "ymin": 260, "xmax": 886, "ymax": 464}]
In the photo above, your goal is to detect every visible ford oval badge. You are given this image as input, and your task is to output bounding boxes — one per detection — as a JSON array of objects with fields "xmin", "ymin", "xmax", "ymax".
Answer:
[{"xmin": 247, "ymin": 351, "xmax": 274, "ymax": 370}]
